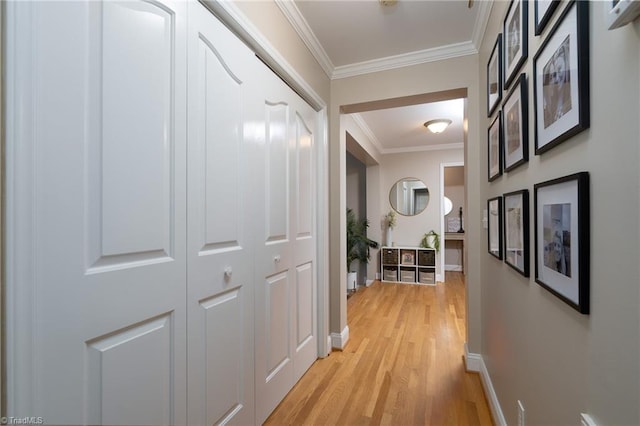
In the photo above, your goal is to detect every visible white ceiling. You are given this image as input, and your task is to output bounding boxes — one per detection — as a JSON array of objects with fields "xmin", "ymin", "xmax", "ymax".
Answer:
[{"xmin": 279, "ymin": 0, "xmax": 492, "ymax": 154}]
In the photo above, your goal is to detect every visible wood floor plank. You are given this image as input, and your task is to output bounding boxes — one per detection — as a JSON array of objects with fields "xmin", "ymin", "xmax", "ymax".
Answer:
[{"xmin": 263, "ymin": 272, "xmax": 493, "ymax": 426}]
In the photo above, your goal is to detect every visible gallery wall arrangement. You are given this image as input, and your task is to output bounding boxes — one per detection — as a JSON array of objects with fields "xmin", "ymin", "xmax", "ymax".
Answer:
[{"xmin": 485, "ymin": 0, "xmax": 591, "ymax": 314}]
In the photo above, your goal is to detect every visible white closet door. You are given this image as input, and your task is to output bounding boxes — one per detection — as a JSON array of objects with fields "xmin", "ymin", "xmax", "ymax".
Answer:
[
  {"xmin": 186, "ymin": 3, "xmax": 255, "ymax": 425},
  {"xmin": 252, "ymin": 60, "xmax": 319, "ymax": 424},
  {"xmin": 5, "ymin": 1, "xmax": 187, "ymax": 425}
]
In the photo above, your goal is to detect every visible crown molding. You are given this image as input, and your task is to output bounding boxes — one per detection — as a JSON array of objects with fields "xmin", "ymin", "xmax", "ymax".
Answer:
[
  {"xmin": 331, "ymin": 42, "xmax": 477, "ymax": 80},
  {"xmin": 382, "ymin": 142, "xmax": 464, "ymax": 154},
  {"xmin": 276, "ymin": 0, "xmax": 491, "ymax": 80},
  {"xmin": 472, "ymin": 0, "xmax": 494, "ymax": 49},
  {"xmin": 200, "ymin": 0, "xmax": 326, "ymax": 111},
  {"xmin": 351, "ymin": 114, "xmax": 464, "ymax": 154},
  {"xmin": 350, "ymin": 114, "xmax": 385, "ymax": 154},
  {"xmin": 275, "ymin": 0, "xmax": 334, "ymax": 79}
]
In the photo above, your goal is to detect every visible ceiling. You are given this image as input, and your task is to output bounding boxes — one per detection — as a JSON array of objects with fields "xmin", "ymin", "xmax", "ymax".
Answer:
[{"xmin": 279, "ymin": 0, "xmax": 493, "ymax": 154}]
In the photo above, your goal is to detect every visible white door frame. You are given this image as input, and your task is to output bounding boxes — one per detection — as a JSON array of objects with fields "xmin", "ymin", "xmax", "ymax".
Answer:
[{"xmin": 200, "ymin": 0, "xmax": 330, "ymax": 357}]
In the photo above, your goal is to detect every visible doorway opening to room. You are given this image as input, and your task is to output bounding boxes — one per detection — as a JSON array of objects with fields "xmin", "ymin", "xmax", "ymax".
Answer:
[
  {"xmin": 341, "ymin": 88, "xmax": 467, "ymax": 291},
  {"xmin": 441, "ymin": 163, "xmax": 466, "ymax": 274}
]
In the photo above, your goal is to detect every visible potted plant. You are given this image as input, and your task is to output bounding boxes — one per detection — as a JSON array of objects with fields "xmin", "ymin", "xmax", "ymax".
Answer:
[
  {"xmin": 347, "ymin": 208, "xmax": 379, "ymax": 292},
  {"xmin": 420, "ymin": 230, "xmax": 440, "ymax": 253}
]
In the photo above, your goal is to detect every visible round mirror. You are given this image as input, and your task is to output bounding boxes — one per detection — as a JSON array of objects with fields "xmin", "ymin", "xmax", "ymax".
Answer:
[{"xmin": 389, "ymin": 178, "xmax": 429, "ymax": 216}]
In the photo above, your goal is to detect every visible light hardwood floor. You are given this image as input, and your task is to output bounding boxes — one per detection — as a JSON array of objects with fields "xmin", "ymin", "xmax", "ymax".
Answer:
[{"xmin": 264, "ymin": 272, "xmax": 493, "ymax": 426}]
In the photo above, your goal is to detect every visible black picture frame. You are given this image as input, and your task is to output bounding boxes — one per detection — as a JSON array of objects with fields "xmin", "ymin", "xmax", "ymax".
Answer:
[
  {"xmin": 488, "ymin": 196, "xmax": 503, "ymax": 260},
  {"xmin": 503, "ymin": 73, "xmax": 529, "ymax": 172},
  {"xmin": 535, "ymin": 0, "xmax": 560, "ymax": 35},
  {"xmin": 487, "ymin": 34, "xmax": 502, "ymax": 117},
  {"xmin": 504, "ymin": 189, "xmax": 530, "ymax": 277},
  {"xmin": 503, "ymin": 0, "xmax": 528, "ymax": 89},
  {"xmin": 534, "ymin": 172, "xmax": 590, "ymax": 314},
  {"xmin": 488, "ymin": 111, "xmax": 503, "ymax": 181},
  {"xmin": 533, "ymin": 0, "xmax": 589, "ymax": 155}
]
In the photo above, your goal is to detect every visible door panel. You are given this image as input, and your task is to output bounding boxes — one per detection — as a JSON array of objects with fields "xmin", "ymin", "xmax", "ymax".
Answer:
[
  {"xmin": 186, "ymin": 3, "xmax": 254, "ymax": 425},
  {"xmin": 86, "ymin": 314, "xmax": 174, "ymax": 425},
  {"xmin": 200, "ymin": 289, "xmax": 245, "ymax": 424},
  {"xmin": 253, "ymin": 59, "xmax": 318, "ymax": 424},
  {"xmin": 290, "ymin": 101, "xmax": 318, "ymax": 383},
  {"xmin": 6, "ymin": 1, "xmax": 188, "ymax": 424},
  {"xmin": 265, "ymin": 102, "xmax": 290, "ymax": 244}
]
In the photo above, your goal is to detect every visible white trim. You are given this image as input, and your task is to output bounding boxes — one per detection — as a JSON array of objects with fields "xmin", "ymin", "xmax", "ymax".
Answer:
[
  {"xmin": 274, "ymin": 0, "xmax": 333, "ymax": 79},
  {"xmin": 332, "ymin": 42, "xmax": 477, "ymax": 80},
  {"xmin": 5, "ymin": 1, "xmax": 38, "ymax": 415},
  {"xmin": 316, "ymin": 107, "xmax": 330, "ymax": 358},
  {"xmin": 365, "ymin": 279, "xmax": 374, "ymax": 287},
  {"xmin": 384, "ymin": 142, "xmax": 464, "ymax": 155},
  {"xmin": 276, "ymin": 0, "xmax": 492, "ymax": 80},
  {"xmin": 330, "ymin": 326, "xmax": 350, "ymax": 350},
  {"xmin": 472, "ymin": 1, "xmax": 494, "ymax": 50},
  {"xmin": 445, "ymin": 264, "xmax": 463, "ymax": 272},
  {"xmin": 350, "ymin": 114, "xmax": 385, "ymax": 153},
  {"xmin": 351, "ymin": 113, "xmax": 464, "ymax": 154},
  {"xmin": 200, "ymin": 0, "xmax": 326, "ymax": 111},
  {"xmin": 465, "ymin": 344, "xmax": 507, "ymax": 426}
]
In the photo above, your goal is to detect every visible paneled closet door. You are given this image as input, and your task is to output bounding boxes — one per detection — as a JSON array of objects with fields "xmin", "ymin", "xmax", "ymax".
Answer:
[
  {"xmin": 251, "ymin": 59, "xmax": 319, "ymax": 424},
  {"xmin": 186, "ymin": 3, "xmax": 255, "ymax": 425},
  {"xmin": 6, "ymin": 1, "xmax": 187, "ymax": 424}
]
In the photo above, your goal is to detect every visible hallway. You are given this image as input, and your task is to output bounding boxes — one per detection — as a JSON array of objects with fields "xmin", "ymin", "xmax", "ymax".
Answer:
[{"xmin": 265, "ymin": 273, "xmax": 493, "ymax": 425}]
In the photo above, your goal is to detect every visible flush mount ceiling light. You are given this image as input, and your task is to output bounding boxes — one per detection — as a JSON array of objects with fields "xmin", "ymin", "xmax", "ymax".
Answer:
[{"xmin": 424, "ymin": 119, "xmax": 452, "ymax": 134}]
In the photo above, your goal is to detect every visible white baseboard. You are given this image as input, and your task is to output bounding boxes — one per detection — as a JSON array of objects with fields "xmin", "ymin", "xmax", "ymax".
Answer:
[
  {"xmin": 365, "ymin": 279, "xmax": 374, "ymax": 287},
  {"xmin": 330, "ymin": 325, "xmax": 349, "ymax": 350},
  {"xmin": 465, "ymin": 343, "xmax": 506, "ymax": 426},
  {"xmin": 445, "ymin": 264, "xmax": 463, "ymax": 271}
]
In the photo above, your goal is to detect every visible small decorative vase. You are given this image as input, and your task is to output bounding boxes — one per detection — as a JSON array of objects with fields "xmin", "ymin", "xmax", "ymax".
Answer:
[{"xmin": 386, "ymin": 227, "xmax": 393, "ymax": 247}]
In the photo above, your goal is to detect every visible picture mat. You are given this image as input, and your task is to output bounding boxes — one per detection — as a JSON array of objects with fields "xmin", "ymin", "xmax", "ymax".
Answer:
[
  {"xmin": 504, "ymin": 195, "xmax": 524, "ymax": 251},
  {"xmin": 488, "ymin": 35, "xmax": 502, "ymax": 115},
  {"xmin": 504, "ymin": 83, "xmax": 524, "ymax": 169},
  {"xmin": 536, "ymin": 179, "xmax": 580, "ymax": 303},
  {"xmin": 505, "ymin": 1, "xmax": 522, "ymax": 69},
  {"xmin": 489, "ymin": 199, "xmax": 501, "ymax": 254},
  {"xmin": 535, "ymin": 3, "xmax": 581, "ymax": 148},
  {"xmin": 504, "ymin": 0, "xmax": 527, "ymax": 86}
]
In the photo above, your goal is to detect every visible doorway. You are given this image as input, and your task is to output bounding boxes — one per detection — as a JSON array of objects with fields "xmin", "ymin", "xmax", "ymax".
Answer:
[{"xmin": 441, "ymin": 163, "xmax": 466, "ymax": 274}]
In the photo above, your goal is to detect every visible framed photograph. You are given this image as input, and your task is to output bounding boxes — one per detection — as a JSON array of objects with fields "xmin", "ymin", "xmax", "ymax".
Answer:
[
  {"xmin": 487, "ymin": 196, "xmax": 503, "ymax": 260},
  {"xmin": 488, "ymin": 112, "xmax": 503, "ymax": 181},
  {"xmin": 533, "ymin": 0, "xmax": 589, "ymax": 155},
  {"xmin": 504, "ymin": 189, "xmax": 529, "ymax": 276},
  {"xmin": 487, "ymin": 34, "xmax": 502, "ymax": 117},
  {"xmin": 503, "ymin": 73, "xmax": 528, "ymax": 172},
  {"xmin": 503, "ymin": 0, "xmax": 528, "ymax": 89},
  {"xmin": 534, "ymin": 172, "xmax": 590, "ymax": 314},
  {"xmin": 535, "ymin": 0, "xmax": 560, "ymax": 35},
  {"xmin": 401, "ymin": 250, "xmax": 415, "ymax": 265}
]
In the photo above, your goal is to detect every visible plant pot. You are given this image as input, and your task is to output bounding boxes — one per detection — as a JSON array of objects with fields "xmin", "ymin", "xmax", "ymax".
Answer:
[{"xmin": 347, "ymin": 271, "xmax": 357, "ymax": 292}]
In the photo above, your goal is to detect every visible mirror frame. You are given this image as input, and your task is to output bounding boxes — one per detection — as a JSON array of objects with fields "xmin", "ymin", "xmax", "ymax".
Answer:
[{"xmin": 389, "ymin": 177, "xmax": 430, "ymax": 216}]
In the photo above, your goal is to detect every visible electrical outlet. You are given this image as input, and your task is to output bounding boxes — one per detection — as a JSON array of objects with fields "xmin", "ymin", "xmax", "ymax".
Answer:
[{"xmin": 517, "ymin": 400, "xmax": 526, "ymax": 426}]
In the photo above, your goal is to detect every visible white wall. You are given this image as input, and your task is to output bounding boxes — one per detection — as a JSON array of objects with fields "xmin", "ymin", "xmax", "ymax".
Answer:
[{"xmin": 478, "ymin": 2, "xmax": 640, "ymax": 425}]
